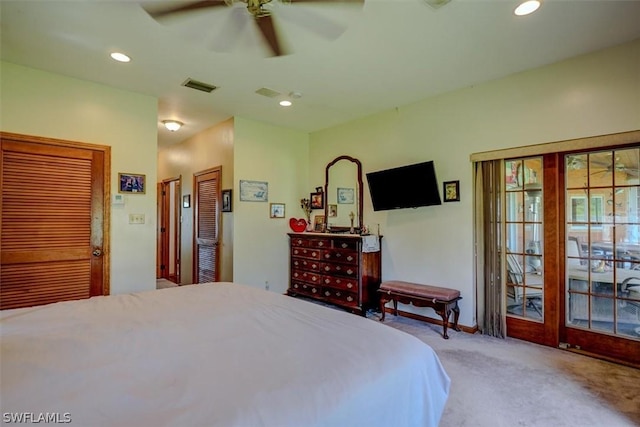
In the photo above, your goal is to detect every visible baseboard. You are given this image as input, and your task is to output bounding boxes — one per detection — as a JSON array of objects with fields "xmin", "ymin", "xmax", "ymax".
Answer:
[{"xmin": 384, "ymin": 307, "xmax": 478, "ymax": 334}]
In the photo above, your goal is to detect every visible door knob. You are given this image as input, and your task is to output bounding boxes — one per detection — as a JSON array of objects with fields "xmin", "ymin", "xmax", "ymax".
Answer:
[{"xmin": 92, "ymin": 249, "xmax": 102, "ymax": 257}]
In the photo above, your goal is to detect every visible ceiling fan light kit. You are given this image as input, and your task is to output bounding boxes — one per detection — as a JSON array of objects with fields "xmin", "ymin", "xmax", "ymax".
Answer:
[
  {"xmin": 162, "ymin": 120, "xmax": 184, "ymax": 132},
  {"xmin": 422, "ymin": 0, "xmax": 452, "ymax": 10},
  {"xmin": 514, "ymin": 0, "xmax": 541, "ymax": 16}
]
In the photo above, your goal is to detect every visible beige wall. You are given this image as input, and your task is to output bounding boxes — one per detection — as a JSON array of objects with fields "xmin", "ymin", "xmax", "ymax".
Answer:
[
  {"xmin": 1, "ymin": 61, "xmax": 158, "ymax": 295},
  {"xmin": 309, "ymin": 39, "xmax": 640, "ymax": 327},
  {"xmin": 158, "ymin": 118, "xmax": 235, "ymax": 284},
  {"xmin": 233, "ymin": 117, "xmax": 309, "ymax": 294}
]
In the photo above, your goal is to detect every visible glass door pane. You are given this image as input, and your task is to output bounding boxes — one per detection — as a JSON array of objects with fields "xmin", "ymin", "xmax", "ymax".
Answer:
[
  {"xmin": 565, "ymin": 148, "xmax": 640, "ymax": 339},
  {"xmin": 505, "ymin": 157, "xmax": 544, "ymax": 320}
]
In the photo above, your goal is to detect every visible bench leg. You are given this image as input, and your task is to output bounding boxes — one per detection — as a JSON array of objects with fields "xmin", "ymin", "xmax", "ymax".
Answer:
[
  {"xmin": 452, "ymin": 300, "xmax": 461, "ymax": 332},
  {"xmin": 393, "ymin": 298, "xmax": 398, "ymax": 316},
  {"xmin": 439, "ymin": 305, "xmax": 451, "ymax": 339},
  {"xmin": 379, "ymin": 297, "xmax": 387, "ymax": 322}
]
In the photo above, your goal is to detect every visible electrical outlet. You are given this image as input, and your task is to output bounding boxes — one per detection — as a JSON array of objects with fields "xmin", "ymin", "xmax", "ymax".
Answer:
[
  {"xmin": 265, "ymin": 281, "xmax": 269, "ymax": 291},
  {"xmin": 129, "ymin": 213, "xmax": 145, "ymax": 224}
]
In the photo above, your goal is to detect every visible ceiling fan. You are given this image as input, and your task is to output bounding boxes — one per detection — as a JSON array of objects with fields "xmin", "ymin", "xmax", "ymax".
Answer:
[
  {"xmin": 141, "ymin": 0, "xmax": 364, "ymax": 57},
  {"xmin": 566, "ymin": 153, "xmax": 639, "ymax": 178}
]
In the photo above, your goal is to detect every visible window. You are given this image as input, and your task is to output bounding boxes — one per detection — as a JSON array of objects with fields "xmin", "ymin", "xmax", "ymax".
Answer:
[{"xmin": 570, "ymin": 195, "xmax": 604, "ymax": 227}]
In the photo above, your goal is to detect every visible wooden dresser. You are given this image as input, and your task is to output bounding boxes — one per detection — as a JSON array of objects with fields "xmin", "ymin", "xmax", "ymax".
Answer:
[{"xmin": 287, "ymin": 233, "xmax": 382, "ymax": 315}]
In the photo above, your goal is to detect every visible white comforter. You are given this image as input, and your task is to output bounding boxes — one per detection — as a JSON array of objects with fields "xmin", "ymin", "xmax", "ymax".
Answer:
[{"xmin": 1, "ymin": 282, "xmax": 450, "ymax": 426}]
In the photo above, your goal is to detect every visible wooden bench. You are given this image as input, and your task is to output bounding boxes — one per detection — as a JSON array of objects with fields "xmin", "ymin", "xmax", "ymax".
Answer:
[{"xmin": 378, "ymin": 281, "xmax": 462, "ymax": 339}]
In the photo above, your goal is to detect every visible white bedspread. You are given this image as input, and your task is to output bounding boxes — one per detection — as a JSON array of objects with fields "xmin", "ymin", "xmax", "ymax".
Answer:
[{"xmin": 1, "ymin": 283, "xmax": 450, "ymax": 426}]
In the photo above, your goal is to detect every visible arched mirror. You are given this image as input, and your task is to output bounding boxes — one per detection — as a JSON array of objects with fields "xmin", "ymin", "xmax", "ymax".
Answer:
[{"xmin": 323, "ymin": 155, "xmax": 363, "ymax": 233}]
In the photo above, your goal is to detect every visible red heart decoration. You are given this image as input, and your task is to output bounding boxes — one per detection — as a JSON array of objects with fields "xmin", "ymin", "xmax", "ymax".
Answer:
[{"xmin": 289, "ymin": 218, "xmax": 307, "ymax": 233}]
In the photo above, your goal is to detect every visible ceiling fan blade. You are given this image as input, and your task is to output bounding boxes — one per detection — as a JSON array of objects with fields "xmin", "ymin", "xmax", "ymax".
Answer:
[
  {"xmin": 209, "ymin": 7, "xmax": 250, "ymax": 52},
  {"xmin": 254, "ymin": 14, "xmax": 286, "ymax": 57},
  {"xmin": 276, "ymin": 3, "xmax": 346, "ymax": 39},
  {"xmin": 144, "ymin": 0, "xmax": 229, "ymax": 19}
]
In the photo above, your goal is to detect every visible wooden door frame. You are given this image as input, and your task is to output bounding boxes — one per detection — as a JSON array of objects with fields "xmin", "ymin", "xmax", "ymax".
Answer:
[
  {"xmin": 157, "ymin": 176, "xmax": 181, "ymax": 284},
  {"xmin": 0, "ymin": 131, "xmax": 110, "ymax": 295}
]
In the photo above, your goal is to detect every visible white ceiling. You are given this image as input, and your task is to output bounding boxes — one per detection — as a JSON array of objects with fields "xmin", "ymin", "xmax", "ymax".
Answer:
[{"xmin": 2, "ymin": 0, "xmax": 640, "ymax": 147}]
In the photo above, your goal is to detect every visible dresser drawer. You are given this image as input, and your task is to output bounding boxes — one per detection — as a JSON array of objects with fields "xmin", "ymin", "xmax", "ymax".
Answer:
[
  {"xmin": 331, "ymin": 239, "xmax": 359, "ymax": 251},
  {"xmin": 322, "ymin": 248, "xmax": 358, "ymax": 264},
  {"xmin": 321, "ymin": 262, "xmax": 358, "ymax": 278},
  {"xmin": 322, "ymin": 275, "xmax": 358, "ymax": 292},
  {"xmin": 291, "ymin": 281, "xmax": 321, "ymax": 297},
  {"xmin": 291, "ymin": 269, "xmax": 322, "ymax": 285},
  {"xmin": 291, "ymin": 257, "xmax": 321, "ymax": 272},
  {"xmin": 309, "ymin": 238, "xmax": 330, "ymax": 249},
  {"xmin": 290, "ymin": 237, "xmax": 309, "ymax": 247},
  {"xmin": 322, "ymin": 287, "xmax": 358, "ymax": 307},
  {"xmin": 291, "ymin": 247, "xmax": 321, "ymax": 259}
]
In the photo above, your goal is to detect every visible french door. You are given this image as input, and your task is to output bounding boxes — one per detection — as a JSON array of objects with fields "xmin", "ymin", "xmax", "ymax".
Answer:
[
  {"xmin": 561, "ymin": 147, "xmax": 640, "ymax": 364},
  {"xmin": 502, "ymin": 147, "xmax": 640, "ymax": 366},
  {"xmin": 504, "ymin": 156, "xmax": 558, "ymax": 346},
  {"xmin": 0, "ymin": 132, "xmax": 109, "ymax": 309}
]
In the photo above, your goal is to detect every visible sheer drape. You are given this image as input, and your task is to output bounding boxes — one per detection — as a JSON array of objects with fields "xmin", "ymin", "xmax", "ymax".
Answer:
[{"xmin": 474, "ymin": 160, "xmax": 505, "ymax": 337}]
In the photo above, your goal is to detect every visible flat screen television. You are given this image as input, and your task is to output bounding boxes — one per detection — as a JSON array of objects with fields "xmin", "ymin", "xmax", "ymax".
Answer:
[{"xmin": 366, "ymin": 161, "xmax": 441, "ymax": 211}]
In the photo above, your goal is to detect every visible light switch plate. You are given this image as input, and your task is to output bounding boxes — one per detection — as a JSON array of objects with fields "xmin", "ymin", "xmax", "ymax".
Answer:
[{"xmin": 129, "ymin": 213, "xmax": 145, "ymax": 224}]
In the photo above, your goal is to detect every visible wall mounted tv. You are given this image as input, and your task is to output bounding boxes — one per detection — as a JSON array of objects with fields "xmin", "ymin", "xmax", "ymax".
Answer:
[{"xmin": 366, "ymin": 161, "xmax": 441, "ymax": 211}]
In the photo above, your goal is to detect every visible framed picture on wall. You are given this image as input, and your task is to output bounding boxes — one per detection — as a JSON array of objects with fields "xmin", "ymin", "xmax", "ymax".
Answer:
[
  {"xmin": 310, "ymin": 191, "xmax": 324, "ymax": 210},
  {"xmin": 443, "ymin": 180, "xmax": 460, "ymax": 202},
  {"xmin": 118, "ymin": 173, "xmax": 145, "ymax": 194},
  {"xmin": 337, "ymin": 187, "xmax": 354, "ymax": 204},
  {"xmin": 270, "ymin": 203, "xmax": 285, "ymax": 218},
  {"xmin": 222, "ymin": 189, "xmax": 232, "ymax": 212},
  {"xmin": 239, "ymin": 180, "xmax": 268, "ymax": 202}
]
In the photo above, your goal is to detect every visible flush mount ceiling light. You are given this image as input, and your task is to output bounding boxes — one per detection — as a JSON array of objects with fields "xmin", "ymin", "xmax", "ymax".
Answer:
[
  {"xmin": 514, "ymin": 0, "xmax": 541, "ymax": 16},
  {"xmin": 162, "ymin": 120, "xmax": 183, "ymax": 131},
  {"xmin": 110, "ymin": 52, "xmax": 131, "ymax": 63},
  {"xmin": 279, "ymin": 100, "xmax": 292, "ymax": 107}
]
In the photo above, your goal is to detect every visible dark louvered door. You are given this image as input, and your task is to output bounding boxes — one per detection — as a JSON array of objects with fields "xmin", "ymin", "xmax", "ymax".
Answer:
[
  {"xmin": 0, "ymin": 133, "xmax": 108, "ymax": 309},
  {"xmin": 193, "ymin": 167, "xmax": 221, "ymax": 284}
]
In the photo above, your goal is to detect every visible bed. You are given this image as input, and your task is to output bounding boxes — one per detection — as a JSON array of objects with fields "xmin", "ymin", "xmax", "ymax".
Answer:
[{"xmin": 0, "ymin": 282, "xmax": 450, "ymax": 426}]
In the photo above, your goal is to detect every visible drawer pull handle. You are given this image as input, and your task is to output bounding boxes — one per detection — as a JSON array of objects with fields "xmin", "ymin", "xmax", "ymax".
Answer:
[
  {"xmin": 325, "ymin": 266, "xmax": 330, "ymax": 271},
  {"xmin": 347, "ymin": 256, "xmax": 353, "ymax": 261},
  {"xmin": 347, "ymin": 296, "xmax": 353, "ymax": 302},
  {"xmin": 312, "ymin": 288, "xmax": 317, "ymax": 293},
  {"xmin": 325, "ymin": 279, "xmax": 330, "ymax": 284},
  {"xmin": 341, "ymin": 243, "xmax": 348, "ymax": 248},
  {"xmin": 336, "ymin": 292, "xmax": 341, "ymax": 297},
  {"xmin": 347, "ymin": 283, "xmax": 353, "ymax": 288},
  {"xmin": 325, "ymin": 291, "xmax": 330, "ymax": 296},
  {"xmin": 347, "ymin": 269, "xmax": 353, "ymax": 275}
]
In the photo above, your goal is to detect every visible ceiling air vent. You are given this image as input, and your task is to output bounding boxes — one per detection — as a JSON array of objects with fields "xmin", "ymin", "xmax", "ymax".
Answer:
[
  {"xmin": 255, "ymin": 87, "xmax": 281, "ymax": 98},
  {"xmin": 182, "ymin": 78, "xmax": 217, "ymax": 93}
]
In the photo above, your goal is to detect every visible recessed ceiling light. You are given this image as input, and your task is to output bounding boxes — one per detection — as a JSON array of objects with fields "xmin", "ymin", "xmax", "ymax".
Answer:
[
  {"xmin": 279, "ymin": 100, "xmax": 292, "ymax": 107},
  {"xmin": 514, "ymin": 0, "xmax": 541, "ymax": 16},
  {"xmin": 110, "ymin": 52, "xmax": 131, "ymax": 63},
  {"xmin": 162, "ymin": 120, "xmax": 183, "ymax": 131}
]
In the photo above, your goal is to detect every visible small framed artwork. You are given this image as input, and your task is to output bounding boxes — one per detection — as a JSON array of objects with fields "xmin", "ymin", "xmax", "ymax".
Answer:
[
  {"xmin": 328, "ymin": 204, "xmax": 337, "ymax": 217},
  {"xmin": 310, "ymin": 191, "xmax": 324, "ymax": 210},
  {"xmin": 222, "ymin": 189, "xmax": 232, "ymax": 212},
  {"xmin": 239, "ymin": 180, "xmax": 268, "ymax": 202},
  {"xmin": 337, "ymin": 187, "xmax": 354, "ymax": 204},
  {"xmin": 118, "ymin": 173, "xmax": 145, "ymax": 194},
  {"xmin": 270, "ymin": 203, "xmax": 285, "ymax": 218},
  {"xmin": 443, "ymin": 180, "xmax": 460, "ymax": 202},
  {"xmin": 314, "ymin": 215, "xmax": 325, "ymax": 232},
  {"xmin": 182, "ymin": 194, "xmax": 191, "ymax": 208}
]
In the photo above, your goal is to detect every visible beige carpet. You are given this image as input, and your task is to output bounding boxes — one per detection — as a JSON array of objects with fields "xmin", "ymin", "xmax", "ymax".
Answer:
[
  {"xmin": 156, "ymin": 278, "xmax": 178, "ymax": 289},
  {"xmin": 379, "ymin": 314, "xmax": 640, "ymax": 427}
]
